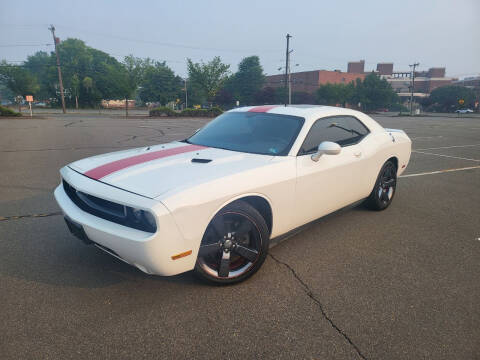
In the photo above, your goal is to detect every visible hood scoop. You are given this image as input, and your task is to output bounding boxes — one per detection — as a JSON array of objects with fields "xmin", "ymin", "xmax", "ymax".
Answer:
[{"xmin": 191, "ymin": 158, "xmax": 212, "ymax": 164}]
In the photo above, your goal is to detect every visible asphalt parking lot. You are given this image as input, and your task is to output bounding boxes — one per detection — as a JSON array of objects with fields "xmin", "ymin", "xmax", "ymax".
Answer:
[{"xmin": 1, "ymin": 110, "xmax": 479, "ymax": 359}]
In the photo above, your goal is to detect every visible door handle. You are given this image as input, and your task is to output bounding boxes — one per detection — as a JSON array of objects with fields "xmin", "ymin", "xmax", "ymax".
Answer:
[{"xmin": 354, "ymin": 151, "xmax": 362, "ymax": 157}]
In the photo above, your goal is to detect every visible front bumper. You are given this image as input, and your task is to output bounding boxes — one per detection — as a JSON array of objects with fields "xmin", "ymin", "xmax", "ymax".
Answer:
[{"xmin": 54, "ymin": 166, "xmax": 197, "ymax": 276}]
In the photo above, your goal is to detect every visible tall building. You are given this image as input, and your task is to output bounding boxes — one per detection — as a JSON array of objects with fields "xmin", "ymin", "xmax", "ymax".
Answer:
[
  {"xmin": 264, "ymin": 70, "xmax": 365, "ymax": 94},
  {"xmin": 347, "ymin": 60, "xmax": 365, "ymax": 74},
  {"xmin": 376, "ymin": 63, "xmax": 393, "ymax": 76}
]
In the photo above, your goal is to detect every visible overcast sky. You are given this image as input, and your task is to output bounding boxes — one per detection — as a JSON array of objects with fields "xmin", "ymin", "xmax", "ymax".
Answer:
[{"xmin": 1, "ymin": 0, "xmax": 478, "ymax": 78}]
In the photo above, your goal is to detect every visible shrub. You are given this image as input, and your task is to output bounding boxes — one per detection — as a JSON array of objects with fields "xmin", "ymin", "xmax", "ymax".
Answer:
[
  {"xmin": 209, "ymin": 106, "xmax": 223, "ymax": 116},
  {"xmin": 179, "ymin": 107, "xmax": 223, "ymax": 117},
  {"xmin": 389, "ymin": 103, "xmax": 409, "ymax": 112},
  {"xmin": 149, "ymin": 106, "xmax": 177, "ymax": 117},
  {"xmin": 0, "ymin": 105, "xmax": 21, "ymax": 117},
  {"xmin": 149, "ymin": 106, "xmax": 223, "ymax": 118}
]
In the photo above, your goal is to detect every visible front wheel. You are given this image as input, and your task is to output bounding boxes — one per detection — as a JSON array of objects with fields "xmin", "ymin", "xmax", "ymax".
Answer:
[
  {"xmin": 364, "ymin": 160, "xmax": 397, "ymax": 211},
  {"xmin": 194, "ymin": 201, "xmax": 269, "ymax": 285}
]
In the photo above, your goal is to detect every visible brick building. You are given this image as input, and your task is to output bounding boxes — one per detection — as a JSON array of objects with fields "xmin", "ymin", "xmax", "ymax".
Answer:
[
  {"xmin": 376, "ymin": 63, "xmax": 394, "ymax": 76},
  {"xmin": 264, "ymin": 70, "xmax": 365, "ymax": 94},
  {"xmin": 385, "ymin": 67, "xmax": 454, "ymax": 95},
  {"xmin": 347, "ymin": 60, "xmax": 365, "ymax": 74}
]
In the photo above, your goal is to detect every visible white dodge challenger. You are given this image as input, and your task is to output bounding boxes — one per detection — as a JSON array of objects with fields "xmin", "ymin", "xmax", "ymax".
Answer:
[{"xmin": 54, "ymin": 105, "xmax": 411, "ymax": 284}]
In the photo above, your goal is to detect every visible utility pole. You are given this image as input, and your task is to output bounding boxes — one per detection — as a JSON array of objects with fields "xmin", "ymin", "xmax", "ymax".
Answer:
[
  {"xmin": 409, "ymin": 62, "xmax": 419, "ymax": 116},
  {"xmin": 284, "ymin": 34, "xmax": 292, "ymax": 106},
  {"xmin": 184, "ymin": 78, "xmax": 188, "ymax": 109},
  {"xmin": 49, "ymin": 25, "xmax": 66, "ymax": 114}
]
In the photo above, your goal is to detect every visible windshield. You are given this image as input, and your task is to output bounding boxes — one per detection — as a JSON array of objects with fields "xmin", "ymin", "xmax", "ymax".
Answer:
[{"xmin": 186, "ymin": 111, "xmax": 304, "ymax": 156}]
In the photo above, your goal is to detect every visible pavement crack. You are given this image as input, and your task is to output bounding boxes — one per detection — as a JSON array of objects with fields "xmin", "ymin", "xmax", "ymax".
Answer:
[
  {"xmin": 0, "ymin": 211, "xmax": 62, "ymax": 222},
  {"xmin": 117, "ymin": 135, "xmax": 138, "ymax": 144},
  {"xmin": 268, "ymin": 253, "xmax": 368, "ymax": 360},
  {"xmin": 64, "ymin": 120, "xmax": 83, "ymax": 127}
]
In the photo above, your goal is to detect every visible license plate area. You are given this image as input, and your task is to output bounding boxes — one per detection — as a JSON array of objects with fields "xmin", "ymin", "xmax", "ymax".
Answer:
[{"xmin": 64, "ymin": 217, "xmax": 92, "ymax": 245}]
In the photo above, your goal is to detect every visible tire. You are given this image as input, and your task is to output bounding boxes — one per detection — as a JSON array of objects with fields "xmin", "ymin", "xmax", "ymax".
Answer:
[
  {"xmin": 194, "ymin": 200, "xmax": 270, "ymax": 285},
  {"xmin": 364, "ymin": 160, "xmax": 397, "ymax": 211}
]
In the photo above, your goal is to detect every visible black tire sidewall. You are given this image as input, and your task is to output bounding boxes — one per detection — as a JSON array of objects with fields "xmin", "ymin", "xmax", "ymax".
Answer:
[
  {"xmin": 194, "ymin": 200, "xmax": 270, "ymax": 285},
  {"xmin": 366, "ymin": 160, "xmax": 397, "ymax": 211}
]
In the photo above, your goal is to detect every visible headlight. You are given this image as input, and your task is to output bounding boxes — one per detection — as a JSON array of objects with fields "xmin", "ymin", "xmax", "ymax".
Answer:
[
  {"xmin": 142, "ymin": 211, "xmax": 156, "ymax": 230},
  {"xmin": 128, "ymin": 207, "xmax": 157, "ymax": 233}
]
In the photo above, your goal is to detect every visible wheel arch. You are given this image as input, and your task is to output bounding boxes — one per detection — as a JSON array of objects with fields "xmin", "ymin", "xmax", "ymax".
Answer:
[
  {"xmin": 386, "ymin": 156, "xmax": 399, "ymax": 171},
  {"xmin": 206, "ymin": 193, "xmax": 273, "ymax": 236},
  {"xmin": 368, "ymin": 155, "xmax": 399, "ymax": 194}
]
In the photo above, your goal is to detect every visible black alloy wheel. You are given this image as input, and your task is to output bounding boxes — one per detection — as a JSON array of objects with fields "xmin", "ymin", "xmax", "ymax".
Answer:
[
  {"xmin": 194, "ymin": 201, "xmax": 269, "ymax": 284},
  {"xmin": 365, "ymin": 160, "xmax": 397, "ymax": 211}
]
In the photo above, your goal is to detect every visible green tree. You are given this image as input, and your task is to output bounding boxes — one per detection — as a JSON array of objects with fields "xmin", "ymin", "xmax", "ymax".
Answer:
[
  {"xmin": 274, "ymin": 87, "xmax": 287, "ymax": 104},
  {"xmin": 230, "ymin": 56, "xmax": 265, "ymax": 105},
  {"xmin": 292, "ymin": 91, "xmax": 315, "ymax": 104},
  {"xmin": 254, "ymin": 86, "xmax": 276, "ymax": 105},
  {"xmin": 421, "ymin": 85, "xmax": 476, "ymax": 112},
  {"xmin": 138, "ymin": 61, "xmax": 182, "ymax": 105},
  {"xmin": 71, "ymin": 74, "xmax": 80, "ymax": 109},
  {"xmin": 123, "ymin": 55, "xmax": 155, "ymax": 105},
  {"xmin": 316, "ymin": 83, "xmax": 354, "ymax": 106},
  {"xmin": 0, "ymin": 81, "xmax": 15, "ymax": 103},
  {"xmin": 28, "ymin": 39, "xmax": 131, "ymax": 107},
  {"xmin": 187, "ymin": 57, "xmax": 230, "ymax": 105},
  {"xmin": 353, "ymin": 73, "xmax": 398, "ymax": 111},
  {"xmin": 214, "ymin": 86, "xmax": 234, "ymax": 107},
  {"xmin": 0, "ymin": 61, "xmax": 39, "ymax": 111},
  {"xmin": 24, "ymin": 51, "xmax": 55, "ymax": 100}
]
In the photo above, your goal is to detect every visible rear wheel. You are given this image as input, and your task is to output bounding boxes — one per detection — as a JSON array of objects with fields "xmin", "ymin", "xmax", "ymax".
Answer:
[
  {"xmin": 194, "ymin": 201, "xmax": 269, "ymax": 285},
  {"xmin": 365, "ymin": 160, "xmax": 397, "ymax": 211}
]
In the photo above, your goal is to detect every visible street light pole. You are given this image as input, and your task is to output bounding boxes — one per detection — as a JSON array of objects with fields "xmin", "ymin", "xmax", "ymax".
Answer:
[
  {"xmin": 409, "ymin": 62, "xmax": 419, "ymax": 116},
  {"xmin": 284, "ymin": 34, "xmax": 292, "ymax": 106}
]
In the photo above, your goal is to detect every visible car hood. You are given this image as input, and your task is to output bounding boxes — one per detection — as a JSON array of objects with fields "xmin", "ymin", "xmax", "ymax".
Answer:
[{"xmin": 69, "ymin": 141, "xmax": 274, "ymax": 199}]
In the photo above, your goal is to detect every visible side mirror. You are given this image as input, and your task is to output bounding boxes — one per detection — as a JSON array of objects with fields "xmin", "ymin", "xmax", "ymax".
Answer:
[{"xmin": 311, "ymin": 141, "xmax": 341, "ymax": 162}]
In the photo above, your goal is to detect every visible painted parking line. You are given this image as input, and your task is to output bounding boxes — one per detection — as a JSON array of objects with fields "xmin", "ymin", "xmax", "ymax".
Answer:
[
  {"xmin": 400, "ymin": 165, "xmax": 480, "ymax": 178},
  {"xmin": 414, "ymin": 144, "xmax": 480, "ymax": 151},
  {"xmin": 411, "ymin": 136, "xmax": 443, "ymax": 140},
  {"xmin": 412, "ymin": 150, "xmax": 480, "ymax": 162}
]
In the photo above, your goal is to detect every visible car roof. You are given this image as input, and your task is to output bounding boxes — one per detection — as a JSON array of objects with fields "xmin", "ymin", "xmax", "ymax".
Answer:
[
  {"xmin": 228, "ymin": 105, "xmax": 384, "ymax": 132},
  {"xmin": 230, "ymin": 104, "xmax": 362, "ymax": 117}
]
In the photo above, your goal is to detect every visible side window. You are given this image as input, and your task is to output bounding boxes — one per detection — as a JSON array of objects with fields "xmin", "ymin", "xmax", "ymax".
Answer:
[{"xmin": 298, "ymin": 116, "xmax": 370, "ymax": 155}]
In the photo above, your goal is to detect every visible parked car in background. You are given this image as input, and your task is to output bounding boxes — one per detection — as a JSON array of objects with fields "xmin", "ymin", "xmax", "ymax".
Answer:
[{"xmin": 455, "ymin": 109, "xmax": 473, "ymax": 113}]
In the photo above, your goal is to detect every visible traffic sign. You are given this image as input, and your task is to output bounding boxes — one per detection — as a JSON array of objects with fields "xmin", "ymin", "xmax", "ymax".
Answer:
[
  {"xmin": 26, "ymin": 95, "xmax": 33, "ymax": 102},
  {"xmin": 458, "ymin": 99, "xmax": 465, "ymax": 105}
]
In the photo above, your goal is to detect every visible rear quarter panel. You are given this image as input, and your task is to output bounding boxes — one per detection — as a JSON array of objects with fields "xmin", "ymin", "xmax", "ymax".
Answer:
[{"xmin": 359, "ymin": 130, "xmax": 411, "ymax": 196}]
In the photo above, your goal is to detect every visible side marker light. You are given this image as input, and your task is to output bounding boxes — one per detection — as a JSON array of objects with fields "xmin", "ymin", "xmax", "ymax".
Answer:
[{"xmin": 171, "ymin": 250, "xmax": 193, "ymax": 260}]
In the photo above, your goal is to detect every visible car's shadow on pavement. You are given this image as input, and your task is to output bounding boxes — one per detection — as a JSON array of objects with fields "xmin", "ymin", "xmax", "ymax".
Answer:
[
  {"xmin": 1, "ymin": 200, "xmax": 371, "ymax": 290},
  {"xmin": 0, "ymin": 214, "xmax": 200, "ymax": 289}
]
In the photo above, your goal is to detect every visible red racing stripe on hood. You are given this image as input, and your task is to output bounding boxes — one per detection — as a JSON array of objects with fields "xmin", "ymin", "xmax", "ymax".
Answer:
[
  {"xmin": 84, "ymin": 144, "xmax": 207, "ymax": 180},
  {"xmin": 248, "ymin": 105, "xmax": 278, "ymax": 112}
]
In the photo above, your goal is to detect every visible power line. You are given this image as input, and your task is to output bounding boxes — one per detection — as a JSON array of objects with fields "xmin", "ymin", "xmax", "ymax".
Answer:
[
  {"xmin": 55, "ymin": 24, "xmax": 282, "ymax": 54},
  {"xmin": 0, "ymin": 44, "xmax": 52, "ymax": 47}
]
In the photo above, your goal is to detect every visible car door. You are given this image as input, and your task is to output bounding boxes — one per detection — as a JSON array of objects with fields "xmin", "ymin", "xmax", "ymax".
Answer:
[{"xmin": 294, "ymin": 115, "xmax": 370, "ymax": 226}]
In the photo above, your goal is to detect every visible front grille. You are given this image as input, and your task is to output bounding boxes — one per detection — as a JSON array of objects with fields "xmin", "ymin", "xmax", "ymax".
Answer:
[{"xmin": 62, "ymin": 180, "xmax": 156, "ymax": 233}]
